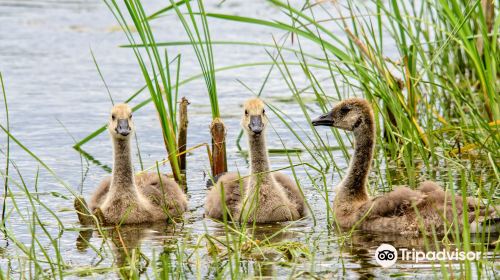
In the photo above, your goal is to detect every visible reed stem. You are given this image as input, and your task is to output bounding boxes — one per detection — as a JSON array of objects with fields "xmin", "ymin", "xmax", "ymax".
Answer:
[
  {"xmin": 1, "ymin": 73, "xmax": 9, "ymax": 229},
  {"xmin": 210, "ymin": 118, "xmax": 227, "ymax": 176},
  {"xmin": 177, "ymin": 97, "xmax": 189, "ymax": 191}
]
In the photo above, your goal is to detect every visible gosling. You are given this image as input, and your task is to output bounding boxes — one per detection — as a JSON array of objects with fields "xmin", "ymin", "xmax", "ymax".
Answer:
[
  {"xmin": 87, "ymin": 104, "xmax": 187, "ymax": 225},
  {"xmin": 312, "ymin": 98, "xmax": 499, "ymax": 235},
  {"xmin": 205, "ymin": 98, "xmax": 307, "ymax": 223}
]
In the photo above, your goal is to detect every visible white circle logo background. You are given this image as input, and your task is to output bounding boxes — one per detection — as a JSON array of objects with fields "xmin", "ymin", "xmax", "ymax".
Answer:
[{"xmin": 375, "ymin": 243, "xmax": 398, "ymax": 268}]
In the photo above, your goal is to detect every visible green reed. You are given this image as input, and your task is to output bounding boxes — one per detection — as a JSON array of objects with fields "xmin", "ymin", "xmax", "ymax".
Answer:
[
  {"xmin": 102, "ymin": 0, "xmax": 184, "ymax": 183},
  {"xmin": 145, "ymin": 0, "xmax": 499, "ymax": 277},
  {"xmin": 197, "ymin": 0, "xmax": 497, "ymax": 161},
  {"xmin": 165, "ymin": 0, "xmax": 220, "ymax": 119},
  {"xmin": 0, "ymin": 73, "xmax": 9, "ymax": 228},
  {"xmin": 0, "ymin": 128, "xmax": 113, "ymax": 278},
  {"xmin": 150, "ymin": 0, "xmax": 497, "ymax": 269},
  {"xmin": 91, "ymin": 0, "xmax": 498, "ymax": 177},
  {"xmin": 75, "ymin": 0, "xmax": 229, "ymax": 179}
]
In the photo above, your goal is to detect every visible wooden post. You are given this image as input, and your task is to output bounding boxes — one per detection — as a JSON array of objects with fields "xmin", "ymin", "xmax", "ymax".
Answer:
[
  {"xmin": 210, "ymin": 118, "xmax": 227, "ymax": 177},
  {"xmin": 177, "ymin": 97, "xmax": 189, "ymax": 192}
]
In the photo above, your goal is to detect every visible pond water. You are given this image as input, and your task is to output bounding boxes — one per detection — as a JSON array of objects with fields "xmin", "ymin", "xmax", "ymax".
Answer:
[{"xmin": 0, "ymin": 0, "xmax": 498, "ymax": 279}]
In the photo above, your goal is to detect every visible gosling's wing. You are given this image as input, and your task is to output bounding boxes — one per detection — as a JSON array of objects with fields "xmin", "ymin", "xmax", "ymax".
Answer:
[
  {"xmin": 355, "ymin": 181, "xmax": 500, "ymax": 235},
  {"xmin": 347, "ymin": 186, "xmax": 428, "ymax": 234},
  {"xmin": 417, "ymin": 181, "xmax": 500, "ymax": 233},
  {"xmin": 88, "ymin": 176, "xmax": 112, "ymax": 210},
  {"xmin": 273, "ymin": 172, "xmax": 307, "ymax": 216},
  {"xmin": 362, "ymin": 186, "xmax": 427, "ymax": 217},
  {"xmin": 204, "ymin": 172, "xmax": 244, "ymax": 220},
  {"xmin": 135, "ymin": 173, "xmax": 188, "ymax": 215},
  {"xmin": 364, "ymin": 181, "xmax": 464, "ymax": 218}
]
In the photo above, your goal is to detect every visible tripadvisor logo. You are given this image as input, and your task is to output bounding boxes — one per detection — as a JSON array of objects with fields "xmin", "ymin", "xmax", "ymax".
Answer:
[
  {"xmin": 375, "ymin": 244, "xmax": 482, "ymax": 268},
  {"xmin": 375, "ymin": 244, "xmax": 397, "ymax": 268}
]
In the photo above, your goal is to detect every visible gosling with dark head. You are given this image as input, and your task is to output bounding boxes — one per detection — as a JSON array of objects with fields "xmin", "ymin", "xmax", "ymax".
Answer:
[{"xmin": 312, "ymin": 98, "xmax": 499, "ymax": 235}]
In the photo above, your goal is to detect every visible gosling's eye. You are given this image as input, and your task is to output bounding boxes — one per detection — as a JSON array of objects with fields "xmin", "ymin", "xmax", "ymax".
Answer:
[
  {"xmin": 245, "ymin": 110, "xmax": 248, "ymax": 116},
  {"xmin": 262, "ymin": 109, "xmax": 265, "ymax": 114},
  {"xmin": 112, "ymin": 114, "xmax": 116, "ymax": 120},
  {"xmin": 340, "ymin": 106, "xmax": 350, "ymax": 114}
]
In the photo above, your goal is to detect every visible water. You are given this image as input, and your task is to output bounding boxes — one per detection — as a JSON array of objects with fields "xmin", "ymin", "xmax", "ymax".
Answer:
[{"xmin": 0, "ymin": 0, "xmax": 498, "ymax": 279}]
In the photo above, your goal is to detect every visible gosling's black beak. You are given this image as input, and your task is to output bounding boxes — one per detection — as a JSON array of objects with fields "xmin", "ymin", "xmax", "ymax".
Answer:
[
  {"xmin": 249, "ymin": 115, "xmax": 264, "ymax": 134},
  {"xmin": 116, "ymin": 119, "xmax": 131, "ymax": 136},
  {"xmin": 312, "ymin": 111, "xmax": 334, "ymax": 126}
]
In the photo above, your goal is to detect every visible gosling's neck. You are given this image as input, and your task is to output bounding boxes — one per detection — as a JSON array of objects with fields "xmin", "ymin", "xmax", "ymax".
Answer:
[
  {"xmin": 248, "ymin": 132, "xmax": 272, "ymax": 183},
  {"xmin": 341, "ymin": 121, "xmax": 375, "ymax": 200},
  {"xmin": 110, "ymin": 135, "xmax": 135, "ymax": 193}
]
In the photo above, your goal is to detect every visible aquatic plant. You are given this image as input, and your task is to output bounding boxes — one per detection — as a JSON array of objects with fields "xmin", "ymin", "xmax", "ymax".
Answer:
[
  {"xmin": 76, "ymin": 0, "xmax": 229, "ymax": 180},
  {"xmin": 156, "ymin": 0, "xmax": 228, "ymax": 176},
  {"xmin": 144, "ymin": 0, "xmax": 500, "ymax": 277},
  {"xmin": 106, "ymin": 0, "xmax": 187, "ymax": 185},
  {"xmin": 116, "ymin": 0, "xmax": 498, "ymax": 184},
  {"xmin": 0, "ymin": 73, "xmax": 9, "ymax": 228}
]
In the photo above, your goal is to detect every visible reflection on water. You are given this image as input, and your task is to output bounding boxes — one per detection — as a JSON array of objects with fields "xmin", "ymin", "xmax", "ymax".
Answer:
[
  {"xmin": 76, "ymin": 223, "xmax": 185, "ymax": 278},
  {"xmin": 68, "ymin": 218, "xmax": 499, "ymax": 278}
]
